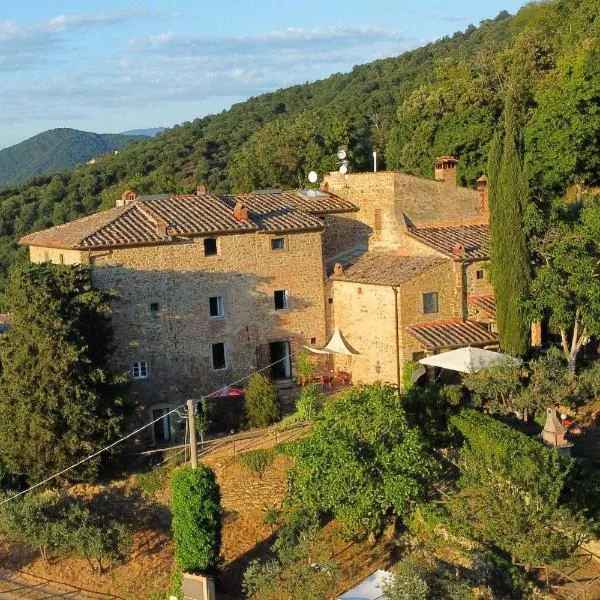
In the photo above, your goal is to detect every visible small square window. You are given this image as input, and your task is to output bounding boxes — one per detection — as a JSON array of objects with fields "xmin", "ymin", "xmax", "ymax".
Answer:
[
  {"xmin": 132, "ymin": 361, "xmax": 149, "ymax": 379},
  {"xmin": 476, "ymin": 269, "xmax": 484, "ymax": 280},
  {"xmin": 271, "ymin": 237, "xmax": 285, "ymax": 251},
  {"xmin": 212, "ymin": 343, "xmax": 227, "ymax": 370},
  {"xmin": 423, "ymin": 292, "xmax": 439, "ymax": 314},
  {"xmin": 274, "ymin": 290, "xmax": 289, "ymax": 310},
  {"xmin": 209, "ymin": 296, "xmax": 225, "ymax": 317},
  {"xmin": 328, "ymin": 298, "xmax": 333, "ymax": 304},
  {"xmin": 204, "ymin": 238, "xmax": 218, "ymax": 256},
  {"xmin": 310, "ymin": 337, "xmax": 316, "ymax": 345},
  {"xmin": 150, "ymin": 302, "xmax": 159, "ymax": 312}
]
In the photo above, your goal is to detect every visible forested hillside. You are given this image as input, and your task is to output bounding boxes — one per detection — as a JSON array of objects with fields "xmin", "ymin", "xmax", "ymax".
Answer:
[
  {"xmin": 0, "ymin": 129, "xmax": 144, "ymax": 187},
  {"xmin": 0, "ymin": 0, "xmax": 598, "ymax": 294}
]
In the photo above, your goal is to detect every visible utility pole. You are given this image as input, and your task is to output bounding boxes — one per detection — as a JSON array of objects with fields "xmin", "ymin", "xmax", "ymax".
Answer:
[{"xmin": 187, "ymin": 399, "xmax": 198, "ymax": 469}]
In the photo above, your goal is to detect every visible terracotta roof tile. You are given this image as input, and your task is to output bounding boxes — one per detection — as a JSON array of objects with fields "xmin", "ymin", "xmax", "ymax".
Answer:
[
  {"xmin": 331, "ymin": 252, "xmax": 449, "ymax": 286},
  {"xmin": 468, "ymin": 294, "xmax": 496, "ymax": 317},
  {"xmin": 406, "ymin": 224, "xmax": 490, "ymax": 260},
  {"xmin": 405, "ymin": 319, "xmax": 498, "ymax": 350},
  {"xmin": 20, "ymin": 190, "xmax": 356, "ymax": 250}
]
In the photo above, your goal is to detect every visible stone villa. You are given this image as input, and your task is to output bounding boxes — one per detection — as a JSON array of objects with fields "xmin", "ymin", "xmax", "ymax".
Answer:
[{"xmin": 20, "ymin": 157, "xmax": 496, "ymax": 442}]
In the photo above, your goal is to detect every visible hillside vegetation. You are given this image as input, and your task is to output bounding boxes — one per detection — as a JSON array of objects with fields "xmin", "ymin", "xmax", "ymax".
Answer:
[
  {"xmin": 0, "ymin": 128, "xmax": 144, "ymax": 187},
  {"xmin": 0, "ymin": 0, "xmax": 598, "ymax": 294}
]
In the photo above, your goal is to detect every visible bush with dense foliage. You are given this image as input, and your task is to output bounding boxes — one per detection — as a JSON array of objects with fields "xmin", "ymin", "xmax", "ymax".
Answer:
[
  {"xmin": 244, "ymin": 374, "xmax": 281, "ymax": 428},
  {"xmin": 243, "ymin": 507, "xmax": 338, "ymax": 600},
  {"xmin": 0, "ymin": 263, "xmax": 123, "ymax": 484},
  {"xmin": 448, "ymin": 410, "xmax": 589, "ymax": 567},
  {"xmin": 382, "ymin": 553, "xmax": 475, "ymax": 600},
  {"xmin": 171, "ymin": 465, "xmax": 222, "ymax": 574},
  {"xmin": 285, "ymin": 384, "xmax": 439, "ymax": 536},
  {"xmin": 0, "ymin": 490, "xmax": 131, "ymax": 572}
]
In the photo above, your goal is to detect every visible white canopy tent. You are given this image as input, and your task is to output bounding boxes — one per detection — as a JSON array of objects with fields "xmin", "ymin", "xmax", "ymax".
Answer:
[
  {"xmin": 418, "ymin": 346, "xmax": 519, "ymax": 374},
  {"xmin": 304, "ymin": 328, "xmax": 359, "ymax": 355}
]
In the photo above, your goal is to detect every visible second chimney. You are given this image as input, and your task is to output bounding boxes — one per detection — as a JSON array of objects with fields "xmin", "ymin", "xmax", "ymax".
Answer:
[
  {"xmin": 434, "ymin": 156, "xmax": 458, "ymax": 186},
  {"xmin": 233, "ymin": 200, "xmax": 248, "ymax": 221}
]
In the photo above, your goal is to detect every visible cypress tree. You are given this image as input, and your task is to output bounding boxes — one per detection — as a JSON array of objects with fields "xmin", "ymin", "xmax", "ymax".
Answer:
[{"xmin": 488, "ymin": 96, "xmax": 531, "ymax": 356}]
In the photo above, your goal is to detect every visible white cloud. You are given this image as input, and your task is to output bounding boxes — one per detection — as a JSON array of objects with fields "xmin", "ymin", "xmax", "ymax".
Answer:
[{"xmin": 0, "ymin": 10, "xmax": 144, "ymax": 71}]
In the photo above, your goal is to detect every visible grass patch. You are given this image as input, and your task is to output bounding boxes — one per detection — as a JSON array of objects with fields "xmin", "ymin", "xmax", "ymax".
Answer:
[
  {"xmin": 238, "ymin": 449, "xmax": 275, "ymax": 476},
  {"xmin": 135, "ymin": 466, "xmax": 170, "ymax": 496}
]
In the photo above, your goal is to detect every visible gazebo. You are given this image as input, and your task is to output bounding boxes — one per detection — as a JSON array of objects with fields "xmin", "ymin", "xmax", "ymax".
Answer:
[{"xmin": 418, "ymin": 346, "xmax": 520, "ymax": 373}]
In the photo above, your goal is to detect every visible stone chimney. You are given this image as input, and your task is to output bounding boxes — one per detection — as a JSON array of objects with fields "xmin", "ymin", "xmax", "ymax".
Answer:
[
  {"xmin": 476, "ymin": 174, "xmax": 489, "ymax": 216},
  {"xmin": 196, "ymin": 184, "xmax": 207, "ymax": 196},
  {"xmin": 117, "ymin": 190, "xmax": 138, "ymax": 207},
  {"xmin": 155, "ymin": 219, "xmax": 168, "ymax": 237},
  {"xmin": 233, "ymin": 200, "xmax": 249, "ymax": 221},
  {"xmin": 434, "ymin": 156, "xmax": 458, "ymax": 186}
]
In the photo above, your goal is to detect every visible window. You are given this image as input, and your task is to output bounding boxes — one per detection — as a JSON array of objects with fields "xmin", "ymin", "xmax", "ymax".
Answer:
[
  {"xmin": 423, "ymin": 292, "xmax": 439, "ymax": 314},
  {"xmin": 204, "ymin": 237, "xmax": 218, "ymax": 256},
  {"xmin": 132, "ymin": 361, "xmax": 149, "ymax": 379},
  {"xmin": 328, "ymin": 298, "xmax": 333, "ymax": 304},
  {"xmin": 212, "ymin": 343, "xmax": 227, "ymax": 370},
  {"xmin": 274, "ymin": 290, "xmax": 289, "ymax": 310},
  {"xmin": 310, "ymin": 337, "xmax": 316, "ymax": 345},
  {"xmin": 271, "ymin": 237, "xmax": 285, "ymax": 251},
  {"xmin": 209, "ymin": 296, "xmax": 225, "ymax": 317},
  {"xmin": 476, "ymin": 269, "xmax": 484, "ymax": 280},
  {"xmin": 150, "ymin": 302, "xmax": 159, "ymax": 312}
]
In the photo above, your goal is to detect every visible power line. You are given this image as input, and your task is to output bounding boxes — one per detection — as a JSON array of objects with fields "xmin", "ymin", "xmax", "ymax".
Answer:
[
  {"xmin": 0, "ymin": 306, "xmax": 373, "ymax": 506},
  {"xmin": 0, "ymin": 346, "xmax": 307, "ymax": 507}
]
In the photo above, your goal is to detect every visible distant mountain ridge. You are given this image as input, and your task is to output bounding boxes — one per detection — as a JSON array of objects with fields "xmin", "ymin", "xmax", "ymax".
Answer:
[
  {"xmin": 121, "ymin": 127, "xmax": 165, "ymax": 138},
  {"xmin": 0, "ymin": 128, "xmax": 144, "ymax": 186}
]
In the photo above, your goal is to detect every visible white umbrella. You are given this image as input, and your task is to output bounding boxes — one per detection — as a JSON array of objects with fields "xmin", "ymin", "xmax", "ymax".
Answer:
[
  {"xmin": 304, "ymin": 328, "xmax": 358, "ymax": 355},
  {"xmin": 418, "ymin": 346, "xmax": 519, "ymax": 373}
]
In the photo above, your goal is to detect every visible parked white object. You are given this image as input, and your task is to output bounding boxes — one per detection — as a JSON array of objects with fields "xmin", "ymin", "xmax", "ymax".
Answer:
[
  {"xmin": 337, "ymin": 569, "xmax": 392, "ymax": 599},
  {"xmin": 418, "ymin": 346, "xmax": 519, "ymax": 373}
]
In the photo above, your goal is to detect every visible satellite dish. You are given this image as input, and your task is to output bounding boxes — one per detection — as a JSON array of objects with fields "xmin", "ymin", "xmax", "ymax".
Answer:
[
  {"xmin": 339, "ymin": 164, "xmax": 348, "ymax": 175},
  {"xmin": 308, "ymin": 171, "xmax": 318, "ymax": 184},
  {"xmin": 337, "ymin": 149, "xmax": 347, "ymax": 160}
]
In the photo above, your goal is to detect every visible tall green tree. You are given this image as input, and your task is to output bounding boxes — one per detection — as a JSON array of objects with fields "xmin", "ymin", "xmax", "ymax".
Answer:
[
  {"xmin": 285, "ymin": 384, "xmax": 439, "ymax": 536},
  {"xmin": 488, "ymin": 96, "xmax": 532, "ymax": 356},
  {"xmin": 527, "ymin": 200, "xmax": 600, "ymax": 371},
  {"xmin": 0, "ymin": 263, "xmax": 122, "ymax": 483}
]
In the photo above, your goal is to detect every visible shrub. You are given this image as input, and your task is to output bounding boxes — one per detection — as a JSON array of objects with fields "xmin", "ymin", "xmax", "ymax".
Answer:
[
  {"xmin": 262, "ymin": 506, "xmax": 281, "ymax": 532},
  {"xmin": 296, "ymin": 351, "xmax": 317, "ymax": 384},
  {"xmin": 0, "ymin": 490, "xmax": 131, "ymax": 572},
  {"xmin": 135, "ymin": 466, "xmax": 169, "ymax": 496},
  {"xmin": 171, "ymin": 465, "xmax": 222, "ymax": 574},
  {"xmin": 295, "ymin": 382, "xmax": 322, "ymax": 421},
  {"xmin": 244, "ymin": 374, "xmax": 281, "ymax": 428},
  {"xmin": 239, "ymin": 449, "xmax": 275, "ymax": 476}
]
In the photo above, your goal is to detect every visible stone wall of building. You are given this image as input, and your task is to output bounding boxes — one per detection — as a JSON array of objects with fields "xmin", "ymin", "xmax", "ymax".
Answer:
[
  {"xmin": 397, "ymin": 261, "xmax": 462, "ymax": 368},
  {"xmin": 322, "ymin": 214, "xmax": 370, "ymax": 262},
  {"xmin": 86, "ymin": 230, "xmax": 326, "ymax": 436},
  {"xmin": 29, "ymin": 246, "xmax": 87, "ymax": 265},
  {"xmin": 327, "ymin": 280, "xmax": 399, "ymax": 386},
  {"xmin": 465, "ymin": 261, "xmax": 493, "ymax": 297}
]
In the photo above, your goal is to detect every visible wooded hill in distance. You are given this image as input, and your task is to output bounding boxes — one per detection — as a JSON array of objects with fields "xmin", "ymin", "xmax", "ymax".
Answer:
[
  {"xmin": 0, "ymin": 0, "xmax": 598, "ymax": 294},
  {"xmin": 0, "ymin": 128, "xmax": 145, "ymax": 187}
]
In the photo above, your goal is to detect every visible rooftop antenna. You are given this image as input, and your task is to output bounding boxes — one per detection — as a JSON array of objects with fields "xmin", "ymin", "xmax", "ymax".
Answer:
[{"xmin": 308, "ymin": 170, "xmax": 318, "ymax": 184}]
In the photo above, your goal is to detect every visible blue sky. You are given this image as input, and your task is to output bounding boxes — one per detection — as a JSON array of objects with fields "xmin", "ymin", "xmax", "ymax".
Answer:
[{"xmin": 1, "ymin": 0, "xmax": 527, "ymax": 149}]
